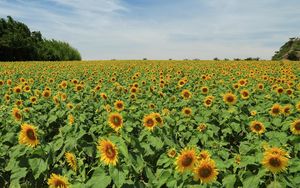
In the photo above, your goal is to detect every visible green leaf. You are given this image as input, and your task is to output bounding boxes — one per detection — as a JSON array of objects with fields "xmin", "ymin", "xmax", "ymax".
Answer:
[
  {"xmin": 28, "ymin": 158, "xmax": 47, "ymax": 179},
  {"xmin": 243, "ymin": 176, "xmax": 260, "ymax": 188},
  {"xmin": 10, "ymin": 167, "xmax": 27, "ymax": 188},
  {"xmin": 86, "ymin": 167, "xmax": 111, "ymax": 188},
  {"xmin": 267, "ymin": 181, "xmax": 283, "ymax": 188},
  {"xmin": 222, "ymin": 174, "xmax": 236, "ymax": 188},
  {"xmin": 110, "ymin": 167, "xmax": 126, "ymax": 188}
]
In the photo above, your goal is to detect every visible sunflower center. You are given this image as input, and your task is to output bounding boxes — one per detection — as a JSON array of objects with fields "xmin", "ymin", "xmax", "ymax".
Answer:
[
  {"xmin": 181, "ymin": 155, "xmax": 193, "ymax": 167},
  {"xmin": 243, "ymin": 92, "xmax": 248, "ymax": 97},
  {"xmin": 54, "ymin": 179, "xmax": 67, "ymax": 188},
  {"xmin": 254, "ymin": 124, "xmax": 262, "ymax": 131},
  {"xmin": 205, "ymin": 100, "xmax": 211, "ymax": 105},
  {"xmin": 272, "ymin": 107, "xmax": 280, "ymax": 114},
  {"xmin": 184, "ymin": 92, "xmax": 190, "ymax": 98},
  {"xmin": 117, "ymin": 103, "xmax": 123, "ymax": 108},
  {"xmin": 226, "ymin": 96, "xmax": 234, "ymax": 102},
  {"xmin": 26, "ymin": 129, "xmax": 36, "ymax": 140},
  {"xmin": 199, "ymin": 166, "xmax": 213, "ymax": 178},
  {"xmin": 113, "ymin": 116, "xmax": 121, "ymax": 126},
  {"xmin": 155, "ymin": 117, "xmax": 162, "ymax": 124},
  {"xmin": 269, "ymin": 157, "xmax": 281, "ymax": 167},
  {"xmin": 295, "ymin": 122, "xmax": 300, "ymax": 130},
  {"xmin": 146, "ymin": 119, "xmax": 154, "ymax": 127},
  {"xmin": 202, "ymin": 88, "xmax": 208, "ymax": 92},
  {"xmin": 105, "ymin": 145, "xmax": 116, "ymax": 158}
]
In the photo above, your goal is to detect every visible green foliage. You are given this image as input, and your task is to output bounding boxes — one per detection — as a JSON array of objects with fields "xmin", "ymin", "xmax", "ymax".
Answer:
[
  {"xmin": 272, "ymin": 37, "xmax": 300, "ymax": 61},
  {"xmin": 0, "ymin": 16, "xmax": 81, "ymax": 61}
]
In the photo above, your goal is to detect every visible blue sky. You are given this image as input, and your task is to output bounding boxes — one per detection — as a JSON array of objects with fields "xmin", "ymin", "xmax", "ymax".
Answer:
[{"xmin": 0, "ymin": 0, "xmax": 299, "ymax": 60}]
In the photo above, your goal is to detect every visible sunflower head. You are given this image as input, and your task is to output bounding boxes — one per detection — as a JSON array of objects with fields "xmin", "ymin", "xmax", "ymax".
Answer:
[
  {"xmin": 290, "ymin": 119, "xmax": 300, "ymax": 135},
  {"xmin": 143, "ymin": 114, "xmax": 157, "ymax": 131},
  {"xmin": 270, "ymin": 104, "xmax": 282, "ymax": 116},
  {"xmin": 282, "ymin": 105, "xmax": 292, "ymax": 116},
  {"xmin": 181, "ymin": 89, "xmax": 192, "ymax": 100},
  {"xmin": 262, "ymin": 152, "xmax": 288, "ymax": 173},
  {"xmin": 250, "ymin": 121, "xmax": 265, "ymax": 135},
  {"xmin": 42, "ymin": 90, "xmax": 51, "ymax": 98},
  {"xmin": 97, "ymin": 139, "xmax": 118, "ymax": 166},
  {"xmin": 182, "ymin": 107, "xmax": 192, "ymax": 117},
  {"xmin": 201, "ymin": 86, "xmax": 209, "ymax": 94},
  {"xmin": 12, "ymin": 108, "xmax": 22, "ymax": 121},
  {"xmin": 114, "ymin": 100, "xmax": 124, "ymax": 111},
  {"xmin": 193, "ymin": 158, "xmax": 218, "ymax": 184},
  {"xmin": 47, "ymin": 173, "xmax": 69, "ymax": 188},
  {"xmin": 19, "ymin": 123, "xmax": 39, "ymax": 147},
  {"xmin": 223, "ymin": 93, "xmax": 237, "ymax": 105},
  {"xmin": 167, "ymin": 148, "xmax": 177, "ymax": 158},
  {"xmin": 240, "ymin": 89, "xmax": 250, "ymax": 99},
  {"xmin": 175, "ymin": 148, "xmax": 197, "ymax": 173},
  {"xmin": 198, "ymin": 150, "xmax": 211, "ymax": 160},
  {"xmin": 65, "ymin": 152, "xmax": 77, "ymax": 171},
  {"xmin": 108, "ymin": 112, "xmax": 123, "ymax": 132}
]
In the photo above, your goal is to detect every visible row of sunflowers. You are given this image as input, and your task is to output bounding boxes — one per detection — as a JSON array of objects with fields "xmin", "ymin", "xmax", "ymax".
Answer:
[{"xmin": 0, "ymin": 60, "xmax": 300, "ymax": 187}]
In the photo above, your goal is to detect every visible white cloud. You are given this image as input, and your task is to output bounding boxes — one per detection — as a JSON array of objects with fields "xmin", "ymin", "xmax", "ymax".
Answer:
[{"xmin": 0, "ymin": 0, "xmax": 299, "ymax": 60}]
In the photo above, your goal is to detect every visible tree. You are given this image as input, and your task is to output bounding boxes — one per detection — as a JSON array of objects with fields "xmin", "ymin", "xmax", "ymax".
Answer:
[{"xmin": 0, "ymin": 16, "xmax": 81, "ymax": 61}]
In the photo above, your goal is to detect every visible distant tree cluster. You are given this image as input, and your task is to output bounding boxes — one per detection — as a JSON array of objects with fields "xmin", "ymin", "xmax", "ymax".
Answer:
[
  {"xmin": 272, "ymin": 37, "xmax": 300, "ymax": 61},
  {"xmin": 0, "ymin": 16, "xmax": 81, "ymax": 61}
]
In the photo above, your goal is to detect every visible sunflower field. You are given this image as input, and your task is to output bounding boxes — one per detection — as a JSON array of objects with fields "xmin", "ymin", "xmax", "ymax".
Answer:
[{"xmin": 0, "ymin": 60, "xmax": 300, "ymax": 188}]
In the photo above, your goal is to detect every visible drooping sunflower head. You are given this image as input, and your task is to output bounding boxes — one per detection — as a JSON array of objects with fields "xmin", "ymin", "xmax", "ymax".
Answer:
[
  {"xmin": 19, "ymin": 123, "xmax": 39, "ymax": 147},
  {"xmin": 250, "ymin": 121, "xmax": 265, "ymax": 135},
  {"xmin": 270, "ymin": 104, "xmax": 282, "ymax": 116},
  {"xmin": 114, "ymin": 100, "xmax": 124, "ymax": 111},
  {"xmin": 193, "ymin": 158, "xmax": 218, "ymax": 184},
  {"xmin": 290, "ymin": 119, "xmax": 300, "ymax": 135},
  {"xmin": 182, "ymin": 107, "xmax": 192, "ymax": 117},
  {"xmin": 262, "ymin": 152, "xmax": 288, "ymax": 173},
  {"xmin": 68, "ymin": 114, "xmax": 74, "ymax": 125},
  {"xmin": 197, "ymin": 123, "xmax": 207, "ymax": 132},
  {"xmin": 143, "ymin": 114, "xmax": 157, "ymax": 131},
  {"xmin": 181, "ymin": 89, "xmax": 192, "ymax": 100},
  {"xmin": 100, "ymin": 93, "xmax": 108, "ymax": 100},
  {"xmin": 65, "ymin": 152, "xmax": 77, "ymax": 171},
  {"xmin": 108, "ymin": 112, "xmax": 123, "ymax": 132},
  {"xmin": 47, "ymin": 173, "xmax": 69, "ymax": 188},
  {"xmin": 223, "ymin": 93, "xmax": 237, "ymax": 105},
  {"xmin": 175, "ymin": 148, "xmax": 197, "ymax": 173},
  {"xmin": 97, "ymin": 139, "xmax": 118, "ymax": 166}
]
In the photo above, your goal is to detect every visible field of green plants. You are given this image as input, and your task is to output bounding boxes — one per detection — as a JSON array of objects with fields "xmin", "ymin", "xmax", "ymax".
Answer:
[{"xmin": 0, "ymin": 60, "xmax": 300, "ymax": 188}]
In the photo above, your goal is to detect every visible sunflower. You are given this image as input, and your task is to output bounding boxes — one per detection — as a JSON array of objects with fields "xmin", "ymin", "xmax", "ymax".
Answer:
[
  {"xmin": 282, "ymin": 105, "xmax": 292, "ymax": 116},
  {"xmin": 100, "ymin": 93, "xmax": 108, "ymax": 100},
  {"xmin": 15, "ymin": 100, "xmax": 23, "ymax": 106},
  {"xmin": 197, "ymin": 123, "xmax": 207, "ymax": 132},
  {"xmin": 223, "ymin": 93, "xmax": 237, "ymax": 105},
  {"xmin": 47, "ymin": 173, "xmax": 70, "ymax": 188},
  {"xmin": 12, "ymin": 108, "xmax": 22, "ymax": 121},
  {"xmin": 61, "ymin": 93, "xmax": 67, "ymax": 101},
  {"xmin": 42, "ymin": 90, "xmax": 51, "ymax": 98},
  {"xmin": 13, "ymin": 86, "xmax": 22, "ymax": 93},
  {"xmin": 97, "ymin": 139, "xmax": 118, "ymax": 165},
  {"xmin": 276, "ymin": 87, "xmax": 284, "ymax": 94},
  {"xmin": 240, "ymin": 89, "xmax": 250, "ymax": 100},
  {"xmin": 74, "ymin": 84, "xmax": 84, "ymax": 92},
  {"xmin": 181, "ymin": 89, "xmax": 192, "ymax": 100},
  {"xmin": 30, "ymin": 96, "xmax": 37, "ymax": 104},
  {"xmin": 250, "ymin": 121, "xmax": 265, "ymax": 135},
  {"xmin": 108, "ymin": 112, "xmax": 123, "ymax": 132},
  {"xmin": 257, "ymin": 83, "xmax": 264, "ymax": 90},
  {"xmin": 198, "ymin": 150, "xmax": 211, "ymax": 160},
  {"xmin": 151, "ymin": 112, "xmax": 163, "ymax": 126},
  {"xmin": 262, "ymin": 151, "xmax": 288, "ymax": 173},
  {"xmin": 114, "ymin": 100, "xmax": 124, "ymax": 111},
  {"xmin": 167, "ymin": 148, "xmax": 177, "ymax": 158},
  {"xmin": 201, "ymin": 86, "xmax": 209, "ymax": 94},
  {"xmin": 296, "ymin": 101, "xmax": 300, "ymax": 111},
  {"xmin": 182, "ymin": 107, "xmax": 192, "ymax": 117},
  {"xmin": 19, "ymin": 123, "xmax": 39, "ymax": 147},
  {"xmin": 68, "ymin": 114, "xmax": 74, "ymax": 125},
  {"xmin": 175, "ymin": 148, "xmax": 197, "ymax": 172},
  {"xmin": 66, "ymin": 103, "xmax": 74, "ymax": 110},
  {"xmin": 290, "ymin": 119, "xmax": 300, "ymax": 135},
  {"xmin": 193, "ymin": 158, "xmax": 218, "ymax": 184},
  {"xmin": 23, "ymin": 85, "xmax": 31, "ymax": 92},
  {"xmin": 143, "ymin": 114, "xmax": 157, "ymax": 131},
  {"xmin": 65, "ymin": 152, "xmax": 77, "ymax": 171},
  {"xmin": 250, "ymin": 110, "xmax": 257, "ymax": 116},
  {"xmin": 270, "ymin": 104, "xmax": 282, "ymax": 116},
  {"xmin": 286, "ymin": 89, "xmax": 293, "ymax": 95},
  {"xmin": 203, "ymin": 96, "xmax": 214, "ymax": 107},
  {"xmin": 60, "ymin": 81, "xmax": 68, "ymax": 89},
  {"xmin": 4, "ymin": 94, "xmax": 10, "ymax": 102}
]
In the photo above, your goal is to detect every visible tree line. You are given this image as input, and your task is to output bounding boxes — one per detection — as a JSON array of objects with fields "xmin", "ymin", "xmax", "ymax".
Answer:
[{"xmin": 0, "ymin": 16, "xmax": 81, "ymax": 61}]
